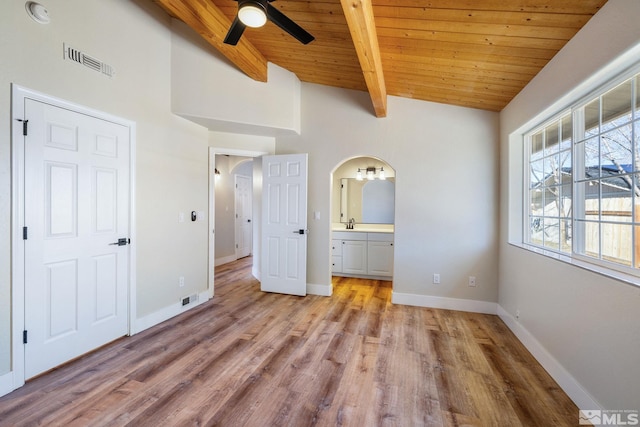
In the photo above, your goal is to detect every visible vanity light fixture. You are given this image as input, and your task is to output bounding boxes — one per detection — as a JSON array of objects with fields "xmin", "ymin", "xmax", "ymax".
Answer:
[
  {"xmin": 366, "ymin": 167, "xmax": 375, "ymax": 180},
  {"xmin": 356, "ymin": 166, "xmax": 387, "ymax": 180}
]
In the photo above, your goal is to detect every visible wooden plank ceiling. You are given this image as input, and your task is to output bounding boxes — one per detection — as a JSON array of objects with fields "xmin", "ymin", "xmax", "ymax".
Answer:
[{"xmin": 153, "ymin": 0, "xmax": 608, "ymax": 117}]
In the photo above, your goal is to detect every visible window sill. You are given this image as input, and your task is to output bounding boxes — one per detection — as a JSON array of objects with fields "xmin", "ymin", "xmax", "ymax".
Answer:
[{"xmin": 509, "ymin": 242, "xmax": 640, "ymax": 288}]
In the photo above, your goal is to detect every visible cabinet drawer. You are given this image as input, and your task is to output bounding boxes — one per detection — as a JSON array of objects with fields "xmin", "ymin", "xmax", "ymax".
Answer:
[
  {"xmin": 331, "ymin": 239, "xmax": 342, "ymax": 256},
  {"xmin": 367, "ymin": 232, "xmax": 394, "ymax": 242},
  {"xmin": 333, "ymin": 231, "xmax": 367, "ymax": 241}
]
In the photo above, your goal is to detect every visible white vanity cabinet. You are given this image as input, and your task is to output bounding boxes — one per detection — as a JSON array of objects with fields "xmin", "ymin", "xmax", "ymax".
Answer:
[{"xmin": 332, "ymin": 231, "xmax": 393, "ymax": 278}]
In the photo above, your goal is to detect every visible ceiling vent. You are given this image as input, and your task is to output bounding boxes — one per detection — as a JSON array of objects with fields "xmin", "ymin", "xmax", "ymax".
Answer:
[{"xmin": 63, "ymin": 43, "xmax": 115, "ymax": 78}]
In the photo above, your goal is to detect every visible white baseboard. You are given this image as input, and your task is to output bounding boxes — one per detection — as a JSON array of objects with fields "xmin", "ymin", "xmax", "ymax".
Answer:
[
  {"xmin": 307, "ymin": 282, "xmax": 332, "ymax": 296},
  {"xmin": 132, "ymin": 289, "xmax": 210, "ymax": 334},
  {"xmin": 0, "ymin": 370, "xmax": 16, "ymax": 398},
  {"xmin": 391, "ymin": 292, "xmax": 498, "ymax": 315},
  {"xmin": 497, "ymin": 306, "xmax": 603, "ymax": 411},
  {"xmin": 215, "ymin": 255, "xmax": 237, "ymax": 267}
]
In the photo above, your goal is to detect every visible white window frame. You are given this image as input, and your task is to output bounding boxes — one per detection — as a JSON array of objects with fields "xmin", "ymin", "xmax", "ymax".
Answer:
[
  {"xmin": 523, "ymin": 64, "xmax": 640, "ymax": 283},
  {"xmin": 524, "ymin": 111, "xmax": 573, "ymax": 254}
]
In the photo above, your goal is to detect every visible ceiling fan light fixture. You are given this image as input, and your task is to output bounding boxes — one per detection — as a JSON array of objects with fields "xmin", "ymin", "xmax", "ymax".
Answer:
[{"xmin": 238, "ymin": 1, "xmax": 267, "ymax": 28}]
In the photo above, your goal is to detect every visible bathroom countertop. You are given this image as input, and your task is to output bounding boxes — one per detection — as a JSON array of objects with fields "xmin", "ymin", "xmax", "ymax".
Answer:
[{"xmin": 331, "ymin": 224, "xmax": 394, "ymax": 233}]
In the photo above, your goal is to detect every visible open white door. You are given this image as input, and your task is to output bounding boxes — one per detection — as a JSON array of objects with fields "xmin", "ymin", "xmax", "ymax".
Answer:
[{"xmin": 261, "ymin": 154, "xmax": 308, "ymax": 296}]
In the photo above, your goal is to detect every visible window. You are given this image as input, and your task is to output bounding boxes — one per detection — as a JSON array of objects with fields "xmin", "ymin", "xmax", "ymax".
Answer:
[
  {"xmin": 528, "ymin": 114, "xmax": 573, "ymax": 253},
  {"xmin": 525, "ymin": 71, "xmax": 640, "ymax": 275}
]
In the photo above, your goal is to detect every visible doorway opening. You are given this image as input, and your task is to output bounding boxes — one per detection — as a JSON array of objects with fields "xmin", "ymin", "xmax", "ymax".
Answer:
[
  {"xmin": 330, "ymin": 156, "xmax": 396, "ymax": 289},
  {"xmin": 214, "ymin": 155, "xmax": 253, "ymax": 265},
  {"xmin": 208, "ymin": 147, "xmax": 267, "ymax": 298}
]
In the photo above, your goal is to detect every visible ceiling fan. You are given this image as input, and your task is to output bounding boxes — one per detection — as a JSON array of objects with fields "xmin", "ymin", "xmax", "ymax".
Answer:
[{"xmin": 223, "ymin": 0, "xmax": 315, "ymax": 46}]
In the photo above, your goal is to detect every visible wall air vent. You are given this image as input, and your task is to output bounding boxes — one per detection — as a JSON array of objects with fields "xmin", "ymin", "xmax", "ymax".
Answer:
[
  {"xmin": 181, "ymin": 293, "xmax": 199, "ymax": 307},
  {"xmin": 63, "ymin": 43, "xmax": 115, "ymax": 78}
]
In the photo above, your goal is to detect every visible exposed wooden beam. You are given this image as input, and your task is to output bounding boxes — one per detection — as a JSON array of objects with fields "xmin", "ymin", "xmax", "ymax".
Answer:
[
  {"xmin": 340, "ymin": 0, "xmax": 387, "ymax": 117},
  {"xmin": 153, "ymin": 0, "xmax": 268, "ymax": 82}
]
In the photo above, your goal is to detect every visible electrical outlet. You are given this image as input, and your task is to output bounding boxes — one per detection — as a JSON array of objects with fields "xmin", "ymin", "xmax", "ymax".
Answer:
[
  {"xmin": 179, "ymin": 276, "xmax": 185, "ymax": 287},
  {"xmin": 433, "ymin": 273, "xmax": 440, "ymax": 284},
  {"xmin": 468, "ymin": 276, "xmax": 476, "ymax": 287}
]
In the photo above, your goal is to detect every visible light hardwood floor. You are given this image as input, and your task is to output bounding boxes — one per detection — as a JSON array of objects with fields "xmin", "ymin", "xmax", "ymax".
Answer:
[{"xmin": 0, "ymin": 256, "xmax": 580, "ymax": 426}]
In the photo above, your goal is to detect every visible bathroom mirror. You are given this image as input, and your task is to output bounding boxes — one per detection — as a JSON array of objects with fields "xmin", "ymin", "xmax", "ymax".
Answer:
[{"xmin": 340, "ymin": 178, "xmax": 395, "ymax": 224}]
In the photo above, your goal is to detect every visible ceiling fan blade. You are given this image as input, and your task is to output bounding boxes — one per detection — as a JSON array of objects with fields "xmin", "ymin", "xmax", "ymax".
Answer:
[
  {"xmin": 266, "ymin": 4, "xmax": 314, "ymax": 44},
  {"xmin": 224, "ymin": 16, "xmax": 246, "ymax": 45}
]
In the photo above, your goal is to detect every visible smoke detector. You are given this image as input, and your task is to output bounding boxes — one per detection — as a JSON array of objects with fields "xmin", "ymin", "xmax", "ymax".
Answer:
[{"xmin": 25, "ymin": 1, "xmax": 50, "ymax": 24}]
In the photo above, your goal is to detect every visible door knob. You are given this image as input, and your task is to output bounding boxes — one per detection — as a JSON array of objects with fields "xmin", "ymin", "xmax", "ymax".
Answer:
[{"xmin": 109, "ymin": 238, "xmax": 130, "ymax": 246}]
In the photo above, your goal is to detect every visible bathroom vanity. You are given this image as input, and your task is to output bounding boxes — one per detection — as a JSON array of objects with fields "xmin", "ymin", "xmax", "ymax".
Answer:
[{"xmin": 331, "ymin": 228, "xmax": 394, "ymax": 279}]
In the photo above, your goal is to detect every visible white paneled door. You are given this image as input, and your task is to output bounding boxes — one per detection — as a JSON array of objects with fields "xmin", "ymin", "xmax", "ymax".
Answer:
[
  {"xmin": 261, "ymin": 154, "xmax": 308, "ymax": 296},
  {"xmin": 235, "ymin": 174, "xmax": 252, "ymax": 259},
  {"xmin": 23, "ymin": 99, "xmax": 130, "ymax": 378}
]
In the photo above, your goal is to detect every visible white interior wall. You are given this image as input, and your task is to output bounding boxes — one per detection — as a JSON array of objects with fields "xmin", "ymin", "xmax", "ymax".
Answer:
[
  {"xmin": 500, "ymin": 0, "xmax": 640, "ymax": 410},
  {"xmin": 208, "ymin": 131, "xmax": 275, "ymax": 154},
  {"xmin": 0, "ymin": 0, "xmax": 210, "ymax": 381},
  {"xmin": 277, "ymin": 84, "xmax": 500, "ymax": 303},
  {"xmin": 171, "ymin": 20, "xmax": 301, "ymax": 136}
]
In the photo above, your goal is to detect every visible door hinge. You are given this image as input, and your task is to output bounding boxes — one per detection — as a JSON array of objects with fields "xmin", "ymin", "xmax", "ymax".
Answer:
[
  {"xmin": 23, "ymin": 226, "xmax": 28, "ymax": 240},
  {"xmin": 17, "ymin": 119, "xmax": 28, "ymax": 136},
  {"xmin": 23, "ymin": 330, "xmax": 28, "ymax": 344}
]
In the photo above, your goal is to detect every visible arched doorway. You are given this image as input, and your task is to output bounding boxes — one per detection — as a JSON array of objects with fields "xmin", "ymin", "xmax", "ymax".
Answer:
[{"xmin": 330, "ymin": 156, "xmax": 396, "ymax": 289}]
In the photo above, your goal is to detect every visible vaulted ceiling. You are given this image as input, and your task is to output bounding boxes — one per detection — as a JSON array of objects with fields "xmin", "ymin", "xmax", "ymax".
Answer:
[{"xmin": 153, "ymin": 0, "xmax": 608, "ymax": 117}]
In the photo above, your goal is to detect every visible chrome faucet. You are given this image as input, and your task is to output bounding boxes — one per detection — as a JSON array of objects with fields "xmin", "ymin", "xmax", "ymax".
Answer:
[{"xmin": 347, "ymin": 218, "xmax": 355, "ymax": 229}]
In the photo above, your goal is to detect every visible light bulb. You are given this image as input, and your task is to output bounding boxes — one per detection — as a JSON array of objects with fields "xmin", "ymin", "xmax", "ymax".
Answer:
[
  {"xmin": 238, "ymin": 4, "xmax": 267, "ymax": 28},
  {"xmin": 366, "ymin": 170, "xmax": 374, "ymax": 180},
  {"xmin": 356, "ymin": 169, "xmax": 363, "ymax": 181},
  {"xmin": 379, "ymin": 167, "xmax": 386, "ymax": 180}
]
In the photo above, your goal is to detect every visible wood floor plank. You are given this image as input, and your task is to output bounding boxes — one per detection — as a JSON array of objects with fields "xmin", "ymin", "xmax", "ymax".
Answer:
[{"xmin": 0, "ymin": 256, "xmax": 582, "ymax": 426}]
